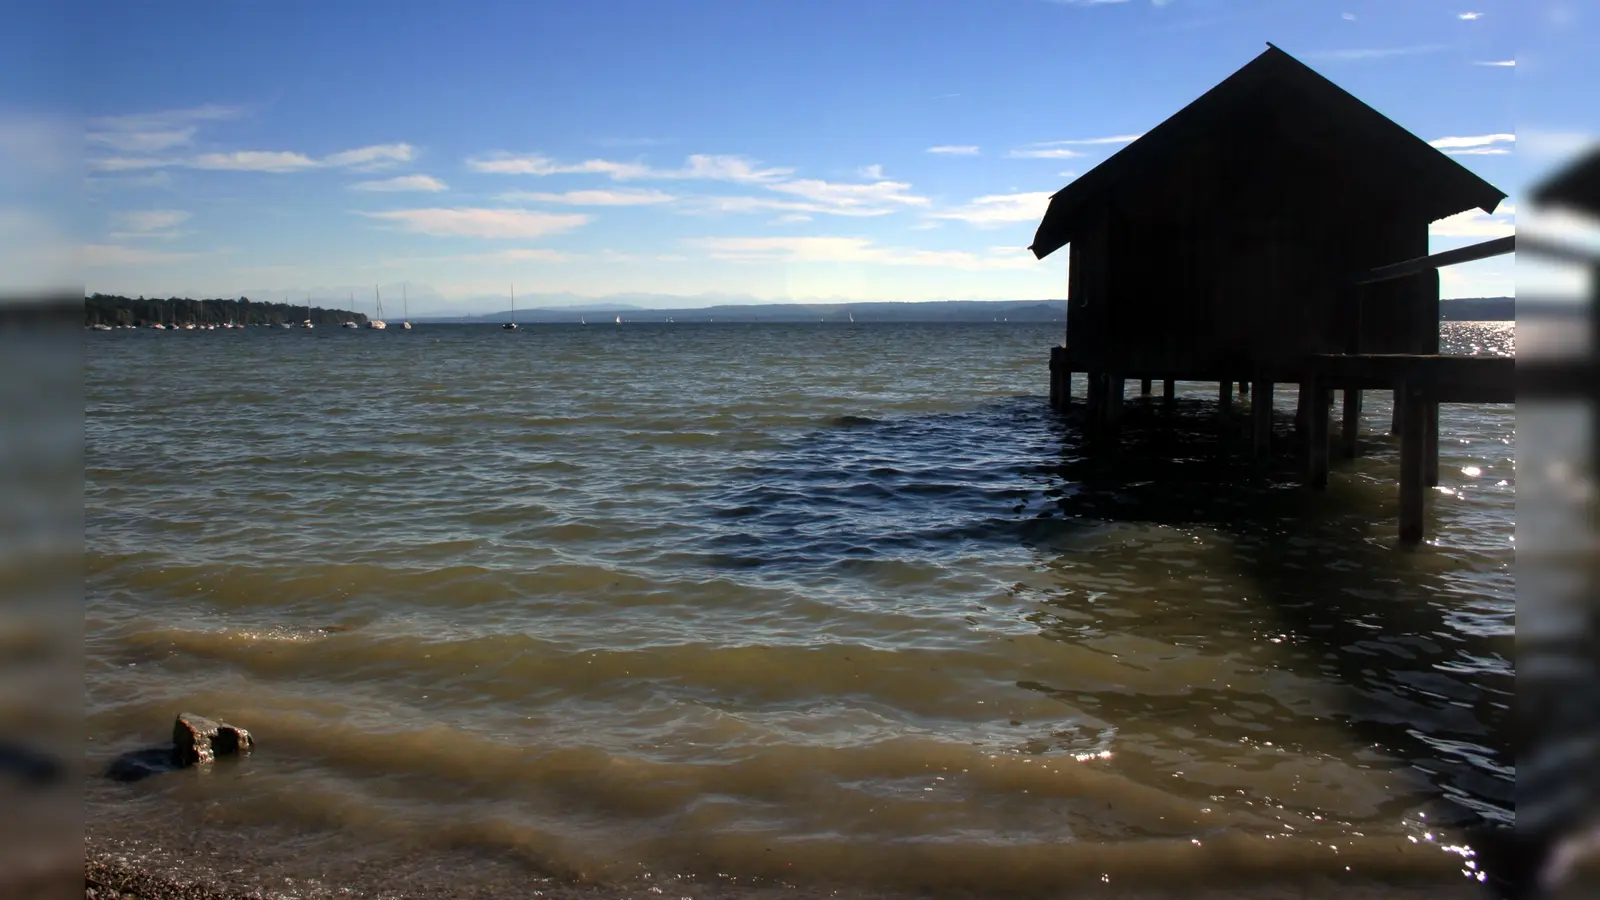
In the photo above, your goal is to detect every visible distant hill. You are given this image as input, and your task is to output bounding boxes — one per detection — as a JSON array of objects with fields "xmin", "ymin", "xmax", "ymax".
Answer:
[
  {"xmin": 1440, "ymin": 297, "xmax": 1513, "ymax": 321},
  {"xmin": 418, "ymin": 299, "xmax": 1070, "ymax": 324},
  {"xmin": 419, "ymin": 296, "xmax": 1517, "ymax": 325}
]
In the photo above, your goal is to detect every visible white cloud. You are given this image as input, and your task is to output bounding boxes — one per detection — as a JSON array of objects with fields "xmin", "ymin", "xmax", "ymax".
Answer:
[
  {"xmin": 80, "ymin": 243, "xmax": 200, "ymax": 267},
  {"xmin": 1458, "ymin": 11, "xmax": 1483, "ymax": 19},
  {"xmin": 352, "ymin": 174, "xmax": 449, "ymax": 192},
  {"xmin": 771, "ymin": 213, "xmax": 813, "ymax": 225},
  {"xmin": 767, "ymin": 178, "xmax": 929, "ymax": 210},
  {"xmin": 688, "ymin": 236, "xmax": 1039, "ymax": 270},
  {"xmin": 321, "ymin": 143, "xmax": 416, "ymax": 171},
  {"xmin": 86, "ymin": 105, "xmax": 240, "ymax": 154},
  {"xmin": 926, "ymin": 145, "xmax": 981, "ymax": 156},
  {"xmin": 1428, "ymin": 133, "xmax": 1514, "ymax": 156},
  {"xmin": 1429, "ymin": 203, "xmax": 1515, "ymax": 239},
  {"xmin": 1473, "ymin": 59, "xmax": 1515, "ymax": 67},
  {"xmin": 109, "ymin": 209, "xmax": 190, "ymax": 238},
  {"xmin": 1028, "ymin": 134, "xmax": 1143, "ymax": 147},
  {"xmin": 927, "ymin": 191, "xmax": 1055, "ymax": 228},
  {"xmin": 857, "ymin": 164, "xmax": 885, "ymax": 180},
  {"xmin": 465, "ymin": 152, "xmax": 793, "ymax": 184},
  {"xmin": 498, "ymin": 188, "xmax": 676, "ymax": 206},
  {"xmin": 89, "ymin": 141, "xmax": 418, "ymax": 174},
  {"xmin": 1341, "ymin": 12, "xmax": 1356, "ymax": 20},
  {"xmin": 1008, "ymin": 148, "xmax": 1085, "ymax": 159},
  {"xmin": 190, "ymin": 150, "xmax": 321, "ymax": 172},
  {"xmin": 358, "ymin": 207, "xmax": 591, "ymax": 239}
]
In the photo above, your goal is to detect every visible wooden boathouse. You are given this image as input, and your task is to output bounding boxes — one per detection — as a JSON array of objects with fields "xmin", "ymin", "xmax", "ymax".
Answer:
[{"xmin": 1035, "ymin": 44, "xmax": 1515, "ymax": 543}]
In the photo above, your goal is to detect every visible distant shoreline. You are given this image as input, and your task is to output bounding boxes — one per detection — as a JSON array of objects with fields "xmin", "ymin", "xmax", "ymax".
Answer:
[{"xmin": 73, "ymin": 295, "xmax": 1518, "ymax": 327}]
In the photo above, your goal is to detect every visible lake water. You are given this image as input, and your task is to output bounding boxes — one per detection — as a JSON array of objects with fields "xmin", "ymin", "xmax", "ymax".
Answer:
[{"xmin": 84, "ymin": 322, "xmax": 1516, "ymax": 899}]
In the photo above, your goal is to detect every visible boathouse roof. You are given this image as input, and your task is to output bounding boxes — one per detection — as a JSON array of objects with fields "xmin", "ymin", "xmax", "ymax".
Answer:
[
  {"xmin": 1029, "ymin": 44, "xmax": 1508, "ymax": 260},
  {"xmin": 1532, "ymin": 146, "xmax": 1600, "ymax": 216}
]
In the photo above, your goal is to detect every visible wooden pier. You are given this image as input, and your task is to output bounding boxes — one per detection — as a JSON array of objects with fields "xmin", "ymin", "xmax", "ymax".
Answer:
[{"xmin": 1030, "ymin": 44, "xmax": 1519, "ymax": 543}]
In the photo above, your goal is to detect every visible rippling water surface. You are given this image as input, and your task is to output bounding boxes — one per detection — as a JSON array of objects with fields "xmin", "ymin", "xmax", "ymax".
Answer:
[{"xmin": 84, "ymin": 322, "xmax": 1515, "ymax": 898}]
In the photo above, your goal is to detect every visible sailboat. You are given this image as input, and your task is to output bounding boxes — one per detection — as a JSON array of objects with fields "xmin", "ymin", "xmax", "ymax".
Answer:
[
  {"xmin": 304, "ymin": 294, "xmax": 314, "ymax": 329},
  {"xmin": 502, "ymin": 284, "xmax": 518, "ymax": 330},
  {"xmin": 343, "ymin": 291, "xmax": 360, "ymax": 327},
  {"xmin": 401, "ymin": 283, "xmax": 412, "ymax": 330},
  {"xmin": 367, "ymin": 285, "xmax": 387, "ymax": 329},
  {"xmin": 614, "ymin": 314, "xmax": 622, "ymax": 325}
]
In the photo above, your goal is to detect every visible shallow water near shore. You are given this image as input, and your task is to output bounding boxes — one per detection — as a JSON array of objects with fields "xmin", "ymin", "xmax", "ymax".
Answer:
[{"xmin": 84, "ymin": 321, "xmax": 1515, "ymax": 897}]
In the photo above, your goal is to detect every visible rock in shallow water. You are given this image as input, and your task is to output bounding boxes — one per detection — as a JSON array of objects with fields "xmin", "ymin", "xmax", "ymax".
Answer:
[{"xmin": 172, "ymin": 713, "xmax": 253, "ymax": 766}]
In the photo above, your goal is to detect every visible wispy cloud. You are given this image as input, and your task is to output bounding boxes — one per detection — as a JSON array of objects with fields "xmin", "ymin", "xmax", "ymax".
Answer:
[
  {"xmin": 1473, "ymin": 59, "xmax": 1515, "ymax": 67},
  {"xmin": 352, "ymin": 174, "xmax": 449, "ymax": 192},
  {"xmin": 1007, "ymin": 148, "xmax": 1085, "ymax": 159},
  {"xmin": 108, "ymin": 209, "xmax": 190, "ymax": 239},
  {"xmin": 80, "ymin": 243, "xmax": 201, "ymax": 266},
  {"xmin": 687, "ymin": 236, "xmax": 1038, "ymax": 270},
  {"xmin": 90, "ymin": 142, "xmax": 419, "ymax": 174},
  {"xmin": 1305, "ymin": 44, "xmax": 1448, "ymax": 61},
  {"xmin": 358, "ymin": 208, "xmax": 591, "ymax": 239},
  {"xmin": 927, "ymin": 191, "xmax": 1055, "ymax": 228},
  {"xmin": 1458, "ymin": 11, "xmax": 1483, "ymax": 19},
  {"xmin": 498, "ymin": 188, "xmax": 677, "ymax": 206},
  {"xmin": 1429, "ymin": 133, "xmax": 1514, "ymax": 155},
  {"xmin": 1430, "ymin": 203, "xmax": 1514, "ymax": 238},
  {"xmin": 1008, "ymin": 134, "xmax": 1140, "ymax": 159},
  {"xmin": 926, "ymin": 145, "xmax": 980, "ymax": 156},
  {"xmin": 465, "ymin": 152, "xmax": 793, "ymax": 184},
  {"xmin": 857, "ymin": 164, "xmax": 885, "ymax": 180},
  {"xmin": 771, "ymin": 213, "xmax": 813, "ymax": 225},
  {"xmin": 1045, "ymin": 0, "xmax": 1132, "ymax": 5},
  {"xmin": 86, "ymin": 105, "xmax": 241, "ymax": 154},
  {"xmin": 766, "ymin": 178, "xmax": 929, "ymax": 211},
  {"xmin": 422, "ymin": 248, "xmax": 573, "ymax": 264},
  {"xmin": 1341, "ymin": 12, "xmax": 1357, "ymax": 20}
]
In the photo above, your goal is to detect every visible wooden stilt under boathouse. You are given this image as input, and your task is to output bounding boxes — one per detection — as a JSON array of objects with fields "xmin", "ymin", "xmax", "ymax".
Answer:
[{"xmin": 1033, "ymin": 43, "xmax": 1514, "ymax": 544}]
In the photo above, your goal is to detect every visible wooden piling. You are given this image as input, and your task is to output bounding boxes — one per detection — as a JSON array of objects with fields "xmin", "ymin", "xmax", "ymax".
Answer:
[
  {"xmin": 1398, "ymin": 382, "xmax": 1425, "ymax": 543},
  {"xmin": 1218, "ymin": 381, "xmax": 1233, "ymax": 418},
  {"xmin": 1390, "ymin": 388, "xmax": 1402, "ymax": 434},
  {"xmin": 1140, "ymin": 378, "xmax": 1152, "ymax": 395},
  {"xmin": 1295, "ymin": 382, "xmax": 1310, "ymax": 432},
  {"xmin": 1086, "ymin": 370, "xmax": 1105, "ymax": 427},
  {"xmin": 1104, "ymin": 375, "xmax": 1125, "ymax": 436},
  {"xmin": 1250, "ymin": 380, "xmax": 1272, "ymax": 458},
  {"xmin": 1049, "ymin": 352, "xmax": 1062, "ymax": 410},
  {"xmin": 1306, "ymin": 377, "xmax": 1330, "ymax": 489},
  {"xmin": 1340, "ymin": 388, "xmax": 1363, "ymax": 458},
  {"xmin": 1239, "ymin": 381, "xmax": 1250, "ymax": 395},
  {"xmin": 1423, "ymin": 399, "xmax": 1439, "ymax": 487},
  {"xmin": 1163, "ymin": 378, "xmax": 1176, "ymax": 401}
]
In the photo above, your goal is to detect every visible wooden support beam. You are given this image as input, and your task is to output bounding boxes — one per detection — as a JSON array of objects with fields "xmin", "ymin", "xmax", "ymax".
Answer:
[
  {"xmin": 1219, "ymin": 381, "xmax": 1233, "ymax": 419},
  {"xmin": 1239, "ymin": 381, "xmax": 1250, "ymax": 395},
  {"xmin": 1296, "ymin": 382, "xmax": 1311, "ymax": 433},
  {"xmin": 1306, "ymin": 377, "xmax": 1330, "ymax": 490},
  {"xmin": 1163, "ymin": 378, "xmax": 1176, "ymax": 401},
  {"xmin": 1140, "ymin": 378, "xmax": 1152, "ymax": 395},
  {"xmin": 1398, "ymin": 382, "xmax": 1426, "ymax": 543},
  {"xmin": 1390, "ymin": 388, "xmax": 1402, "ymax": 435},
  {"xmin": 1086, "ymin": 370, "xmax": 1104, "ymax": 427},
  {"xmin": 1355, "ymin": 236, "xmax": 1515, "ymax": 286},
  {"xmin": 1340, "ymin": 389, "xmax": 1363, "ymax": 458},
  {"xmin": 1049, "ymin": 353, "xmax": 1061, "ymax": 410},
  {"xmin": 1251, "ymin": 380, "xmax": 1272, "ymax": 458}
]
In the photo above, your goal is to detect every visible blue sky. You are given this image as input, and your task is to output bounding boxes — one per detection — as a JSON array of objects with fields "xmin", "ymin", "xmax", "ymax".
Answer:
[{"xmin": 13, "ymin": 0, "xmax": 1580, "ymax": 312}]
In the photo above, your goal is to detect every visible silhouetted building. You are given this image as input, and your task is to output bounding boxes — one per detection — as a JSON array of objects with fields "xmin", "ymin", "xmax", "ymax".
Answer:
[{"xmin": 1031, "ymin": 44, "xmax": 1506, "ymax": 377}]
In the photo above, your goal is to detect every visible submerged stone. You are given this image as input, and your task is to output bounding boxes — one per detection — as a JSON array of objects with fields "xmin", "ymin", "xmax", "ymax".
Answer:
[{"xmin": 172, "ymin": 712, "xmax": 254, "ymax": 766}]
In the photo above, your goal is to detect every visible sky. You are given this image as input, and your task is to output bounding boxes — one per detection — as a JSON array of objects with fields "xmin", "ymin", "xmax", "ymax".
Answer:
[{"xmin": 5, "ymin": 0, "xmax": 1595, "ymax": 314}]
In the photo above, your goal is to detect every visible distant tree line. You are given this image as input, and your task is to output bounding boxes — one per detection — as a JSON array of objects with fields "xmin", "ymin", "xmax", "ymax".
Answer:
[{"xmin": 84, "ymin": 294, "xmax": 368, "ymax": 327}]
